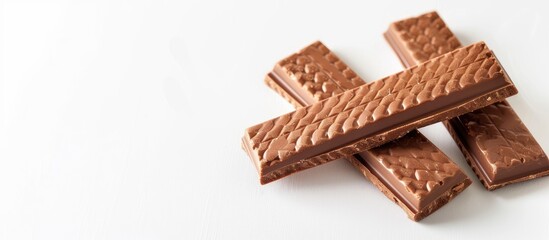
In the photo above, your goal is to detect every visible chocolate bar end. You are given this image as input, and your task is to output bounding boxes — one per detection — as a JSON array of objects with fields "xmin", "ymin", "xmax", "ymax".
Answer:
[{"xmin": 444, "ymin": 102, "xmax": 549, "ymax": 190}]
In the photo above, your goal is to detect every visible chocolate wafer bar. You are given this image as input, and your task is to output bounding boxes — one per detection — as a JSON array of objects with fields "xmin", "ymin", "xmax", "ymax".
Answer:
[
  {"xmin": 242, "ymin": 41, "xmax": 517, "ymax": 185},
  {"xmin": 265, "ymin": 41, "xmax": 471, "ymax": 221},
  {"xmin": 385, "ymin": 11, "xmax": 549, "ymax": 190}
]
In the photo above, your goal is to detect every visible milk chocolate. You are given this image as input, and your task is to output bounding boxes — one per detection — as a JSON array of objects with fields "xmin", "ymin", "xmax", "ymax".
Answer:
[
  {"xmin": 265, "ymin": 41, "xmax": 471, "ymax": 221},
  {"xmin": 385, "ymin": 11, "xmax": 549, "ymax": 190},
  {"xmin": 242, "ymin": 41, "xmax": 517, "ymax": 185}
]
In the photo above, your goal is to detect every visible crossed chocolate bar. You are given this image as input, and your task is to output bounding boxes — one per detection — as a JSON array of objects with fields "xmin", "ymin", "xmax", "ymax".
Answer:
[
  {"xmin": 242, "ymin": 41, "xmax": 517, "ymax": 185},
  {"xmin": 264, "ymin": 41, "xmax": 471, "ymax": 221},
  {"xmin": 385, "ymin": 11, "xmax": 549, "ymax": 190}
]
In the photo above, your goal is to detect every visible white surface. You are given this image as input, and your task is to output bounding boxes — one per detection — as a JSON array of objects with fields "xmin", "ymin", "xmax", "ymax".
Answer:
[{"xmin": 2, "ymin": 0, "xmax": 549, "ymax": 239}]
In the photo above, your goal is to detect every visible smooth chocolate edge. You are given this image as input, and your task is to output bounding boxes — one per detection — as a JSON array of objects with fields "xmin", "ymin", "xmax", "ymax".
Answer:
[
  {"xmin": 266, "ymin": 61, "xmax": 472, "ymax": 220},
  {"xmin": 384, "ymin": 26, "xmax": 416, "ymax": 68},
  {"xmin": 351, "ymin": 156, "xmax": 471, "ymax": 221},
  {"xmin": 242, "ymin": 135, "xmax": 261, "ymax": 173},
  {"xmin": 385, "ymin": 13, "xmax": 549, "ymax": 190},
  {"xmin": 263, "ymin": 71, "xmax": 517, "ymax": 175},
  {"xmin": 265, "ymin": 73, "xmax": 306, "ymax": 109}
]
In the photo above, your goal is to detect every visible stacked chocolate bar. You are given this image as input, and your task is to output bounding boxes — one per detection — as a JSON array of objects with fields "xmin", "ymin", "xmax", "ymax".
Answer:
[{"xmin": 241, "ymin": 11, "xmax": 549, "ymax": 221}]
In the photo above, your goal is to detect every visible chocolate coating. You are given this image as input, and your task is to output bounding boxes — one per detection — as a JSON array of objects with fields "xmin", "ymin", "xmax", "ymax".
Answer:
[
  {"xmin": 385, "ymin": 11, "xmax": 549, "ymax": 190},
  {"xmin": 264, "ymin": 41, "xmax": 471, "ymax": 221},
  {"xmin": 355, "ymin": 132, "xmax": 469, "ymax": 216},
  {"xmin": 242, "ymin": 41, "xmax": 517, "ymax": 185},
  {"xmin": 446, "ymin": 102, "xmax": 549, "ymax": 188}
]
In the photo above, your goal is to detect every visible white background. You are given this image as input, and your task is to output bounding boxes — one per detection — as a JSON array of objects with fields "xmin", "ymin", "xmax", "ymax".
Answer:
[{"xmin": 2, "ymin": 0, "xmax": 549, "ymax": 239}]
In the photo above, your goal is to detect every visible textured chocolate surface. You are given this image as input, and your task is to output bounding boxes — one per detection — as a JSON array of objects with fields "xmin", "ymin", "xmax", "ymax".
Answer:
[
  {"xmin": 267, "ymin": 41, "xmax": 363, "ymax": 105},
  {"xmin": 354, "ymin": 132, "xmax": 469, "ymax": 217},
  {"xmin": 243, "ymin": 41, "xmax": 517, "ymax": 185},
  {"xmin": 385, "ymin": 11, "xmax": 461, "ymax": 67},
  {"xmin": 385, "ymin": 11, "xmax": 549, "ymax": 190},
  {"xmin": 265, "ymin": 41, "xmax": 471, "ymax": 221}
]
